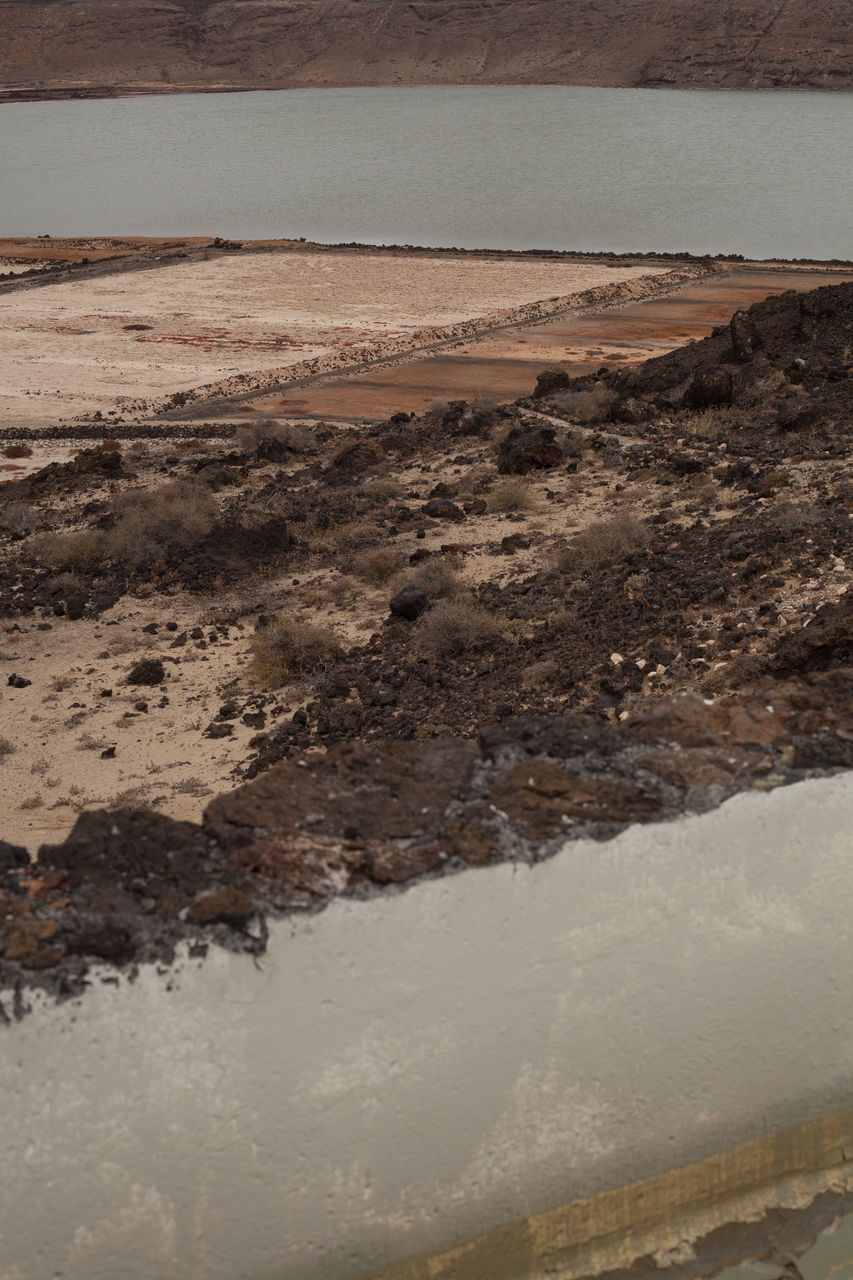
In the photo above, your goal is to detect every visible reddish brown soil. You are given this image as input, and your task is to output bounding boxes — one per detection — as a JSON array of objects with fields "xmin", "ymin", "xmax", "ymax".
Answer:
[{"xmin": 253, "ymin": 269, "xmax": 853, "ymax": 420}]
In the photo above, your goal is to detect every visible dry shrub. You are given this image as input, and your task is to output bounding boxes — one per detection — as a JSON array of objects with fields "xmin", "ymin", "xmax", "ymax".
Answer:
[
  {"xmin": 771, "ymin": 500, "xmax": 821, "ymax": 533},
  {"xmin": 624, "ymin": 571, "xmax": 649, "ymax": 595},
  {"xmin": 357, "ymin": 477, "xmax": 406, "ymax": 500},
  {"xmin": 326, "ymin": 518, "xmax": 384, "ymax": 552},
  {"xmin": 2, "ymin": 443, "xmax": 33, "ymax": 459},
  {"xmin": 488, "ymin": 476, "xmax": 538, "ymax": 513},
  {"xmin": 235, "ymin": 419, "xmax": 312, "ymax": 453},
  {"xmin": 0, "ymin": 736, "xmax": 15, "ymax": 758},
  {"xmin": 416, "ymin": 598, "xmax": 504, "ymax": 659},
  {"xmin": 0, "ymin": 501, "xmax": 39, "ymax": 534},
  {"xmin": 521, "ymin": 659, "xmax": 559, "ymax": 689},
  {"xmin": 403, "ymin": 556, "xmax": 463, "ymax": 600},
  {"xmin": 561, "ymin": 427, "xmax": 586, "ymax": 459},
  {"xmin": 54, "ymin": 570, "xmax": 86, "ymax": 595},
  {"xmin": 685, "ymin": 406, "xmax": 737, "ymax": 439},
  {"xmin": 249, "ymin": 616, "xmax": 342, "ymax": 687},
  {"xmin": 554, "ymin": 384, "xmax": 616, "ymax": 423},
  {"xmin": 31, "ymin": 528, "xmax": 104, "ymax": 570},
  {"xmin": 108, "ymin": 480, "xmax": 217, "ymax": 568},
  {"xmin": 325, "ymin": 574, "xmax": 358, "ymax": 605},
  {"xmin": 31, "ymin": 480, "xmax": 216, "ymax": 572},
  {"xmin": 352, "ymin": 548, "xmax": 405, "ymax": 585},
  {"xmin": 559, "ymin": 511, "xmax": 650, "ymax": 572}
]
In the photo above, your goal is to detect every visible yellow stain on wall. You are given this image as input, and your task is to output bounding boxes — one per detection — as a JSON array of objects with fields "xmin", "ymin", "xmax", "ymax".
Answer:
[{"xmin": 378, "ymin": 1108, "xmax": 853, "ymax": 1280}]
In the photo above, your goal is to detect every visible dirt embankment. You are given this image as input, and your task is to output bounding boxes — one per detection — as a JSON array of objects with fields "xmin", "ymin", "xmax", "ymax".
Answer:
[{"xmin": 2, "ymin": 0, "xmax": 852, "ymax": 103}]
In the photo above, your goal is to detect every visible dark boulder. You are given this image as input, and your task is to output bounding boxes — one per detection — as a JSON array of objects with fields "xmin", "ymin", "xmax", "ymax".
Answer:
[
  {"xmin": 389, "ymin": 585, "xmax": 429, "ymax": 621},
  {"xmin": 126, "ymin": 658, "xmax": 165, "ymax": 686},
  {"xmin": 533, "ymin": 368, "xmax": 571, "ymax": 399},
  {"xmin": 685, "ymin": 367, "xmax": 733, "ymax": 409},
  {"xmin": 730, "ymin": 309, "xmax": 762, "ymax": 361},
  {"xmin": 497, "ymin": 426, "xmax": 563, "ymax": 475},
  {"xmin": 422, "ymin": 498, "xmax": 465, "ymax": 521},
  {"xmin": 0, "ymin": 840, "xmax": 30, "ymax": 872}
]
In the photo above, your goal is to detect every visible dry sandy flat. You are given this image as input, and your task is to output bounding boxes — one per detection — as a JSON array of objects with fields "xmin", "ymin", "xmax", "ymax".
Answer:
[
  {"xmin": 0, "ymin": 252, "xmax": 662, "ymax": 423},
  {"xmin": 252, "ymin": 267, "xmax": 853, "ymax": 419}
]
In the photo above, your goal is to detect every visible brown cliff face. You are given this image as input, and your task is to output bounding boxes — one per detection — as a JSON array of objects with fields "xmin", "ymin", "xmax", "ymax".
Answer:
[{"xmin": 1, "ymin": 0, "xmax": 852, "ymax": 102}]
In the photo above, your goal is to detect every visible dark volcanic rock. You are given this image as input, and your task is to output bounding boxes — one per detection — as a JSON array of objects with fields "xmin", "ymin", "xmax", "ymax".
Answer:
[
  {"xmin": 389, "ymin": 584, "xmax": 429, "ymax": 620},
  {"xmin": 730, "ymin": 309, "xmax": 763, "ymax": 361},
  {"xmin": 206, "ymin": 738, "xmax": 478, "ymax": 855},
  {"xmin": 0, "ymin": 840, "xmax": 30, "ymax": 872},
  {"xmin": 686, "ymin": 367, "xmax": 733, "ymax": 409},
  {"xmin": 490, "ymin": 761, "xmax": 661, "ymax": 836},
  {"xmin": 422, "ymin": 498, "xmax": 465, "ymax": 521},
  {"xmin": 533, "ymin": 367, "xmax": 571, "ymax": 399},
  {"xmin": 126, "ymin": 658, "xmax": 165, "ymax": 685},
  {"xmin": 769, "ymin": 597, "xmax": 853, "ymax": 676},
  {"xmin": 497, "ymin": 426, "xmax": 562, "ymax": 474}
]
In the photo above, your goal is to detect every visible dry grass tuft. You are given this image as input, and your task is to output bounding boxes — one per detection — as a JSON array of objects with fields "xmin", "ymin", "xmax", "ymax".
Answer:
[
  {"xmin": 31, "ymin": 480, "xmax": 217, "ymax": 572},
  {"xmin": 557, "ymin": 511, "xmax": 650, "ymax": 572},
  {"xmin": 31, "ymin": 528, "xmax": 103, "ymax": 571},
  {"xmin": 2, "ymin": 443, "xmax": 33, "ymax": 459},
  {"xmin": 0, "ymin": 736, "xmax": 16, "ymax": 758},
  {"xmin": 325, "ymin": 518, "xmax": 385, "ymax": 552},
  {"xmin": 249, "ymin": 616, "xmax": 342, "ymax": 687},
  {"xmin": 352, "ymin": 548, "xmax": 405, "ymax": 585},
  {"xmin": 0, "ymin": 501, "xmax": 39, "ymax": 535},
  {"xmin": 487, "ymin": 476, "xmax": 538, "ymax": 513},
  {"xmin": 235, "ymin": 419, "xmax": 313, "ymax": 453},
  {"xmin": 416, "ymin": 598, "xmax": 504, "ymax": 659},
  {"xmin": 357, "ymin": 477, "xmax": 407, "ymax": 500},
  {"xmin": 553, "ymin": 384, "xmax": 616, "ymax": 423},
  {"xmin": 398, "ymin": 556, "xmax": 463, "ymax": 600},
  {"xmin": 108, "ymin": 480, "xmax": 217, "ymax": 568}
]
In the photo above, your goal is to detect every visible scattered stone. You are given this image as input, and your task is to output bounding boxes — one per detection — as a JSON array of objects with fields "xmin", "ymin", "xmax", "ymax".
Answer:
[{"xmin": 7, "ymin": 674, "xmax": 31, "ymax": 688}]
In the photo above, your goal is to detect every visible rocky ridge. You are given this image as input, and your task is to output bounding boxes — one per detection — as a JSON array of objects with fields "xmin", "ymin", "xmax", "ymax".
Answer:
[{"xmin": 2, "ymin": 0, "xmax": 852, "ymax": 102}]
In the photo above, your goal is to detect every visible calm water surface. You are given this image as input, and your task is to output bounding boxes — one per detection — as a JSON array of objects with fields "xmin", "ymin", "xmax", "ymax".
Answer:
[{"xmin": 1, "ymin": 86, "xmax": 851, "ymax": 258}]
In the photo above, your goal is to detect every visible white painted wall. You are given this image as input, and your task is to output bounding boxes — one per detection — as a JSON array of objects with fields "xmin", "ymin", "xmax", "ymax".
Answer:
[{"xmin": 1, "ymin": 773, "xmax": 852, "ymax": 1280}]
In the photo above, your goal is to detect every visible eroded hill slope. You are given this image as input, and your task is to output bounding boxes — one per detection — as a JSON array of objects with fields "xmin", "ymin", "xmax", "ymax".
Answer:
[{"xmin": 2, "ymin": 0, "xmax": 852, "ymax": 101}]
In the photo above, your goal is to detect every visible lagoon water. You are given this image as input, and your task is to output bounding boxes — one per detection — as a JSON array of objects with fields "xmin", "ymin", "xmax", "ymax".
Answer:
[{"xmin": 2, "ymin": 85, "xmax": 852, "ymax": 258}]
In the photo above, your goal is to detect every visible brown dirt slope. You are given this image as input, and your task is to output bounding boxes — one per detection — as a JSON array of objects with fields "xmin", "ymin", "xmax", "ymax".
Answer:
[{"xmin": 2, "ymin": 0, "xmax": 852, "ymax": 101}]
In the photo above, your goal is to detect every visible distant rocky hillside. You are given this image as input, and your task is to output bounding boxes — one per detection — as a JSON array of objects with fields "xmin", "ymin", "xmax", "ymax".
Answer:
[{"xmin": 2, "ymin": 0, "xmax": 852, "ymax": 102}]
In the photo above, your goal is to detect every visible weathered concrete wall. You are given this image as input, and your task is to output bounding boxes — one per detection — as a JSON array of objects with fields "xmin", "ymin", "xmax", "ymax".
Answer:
[{"xmin": 2, "ymin": 771, "xmax": 852, "ymax": 1279}]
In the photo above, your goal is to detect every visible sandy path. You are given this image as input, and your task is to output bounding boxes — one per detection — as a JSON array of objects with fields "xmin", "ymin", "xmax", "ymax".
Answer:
[{"xmin": 0, "ymin": 252, "xmax": 662, "ymax": 424}]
